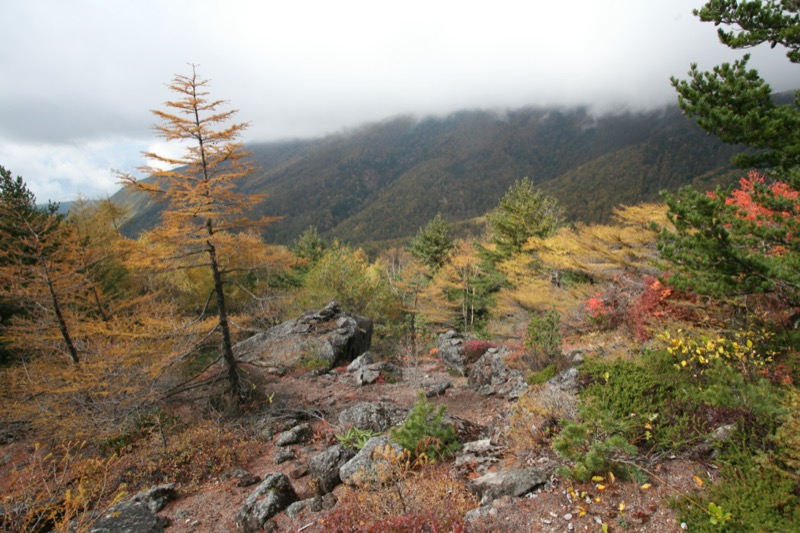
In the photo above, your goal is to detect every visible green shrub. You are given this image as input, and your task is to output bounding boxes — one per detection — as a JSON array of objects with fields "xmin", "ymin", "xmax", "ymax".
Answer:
[
  {"xmin": 390, "ymin": 392, "xmax": 459, "ymax": 461},
  {"xmin": 526, "ymin": 363, "xmax": 558, "ymax": 385},
  {"xmin": 578, "ymin": 355, "xmax": 705, "ymax": 452},
  {"xmin": 524, "ymin": 308, "xmax": 562, "ymax": 371},
  {"xmin": 552, "ymin": 420, "xmax": 641, "ymax": 482},
  {"xmin": 674, "ymin": 454, "xmax": 800, "ymax": 532}
]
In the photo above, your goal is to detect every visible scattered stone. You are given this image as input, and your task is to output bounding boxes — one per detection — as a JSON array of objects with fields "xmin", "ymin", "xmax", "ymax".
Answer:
[
  {"xmin": 468, "ymin": 467, "xmax": 548, "ymax": 503},
  {"xmin": 288, "ymin": 464, "xmax": 308, "ymax": 479},
  {"xmin": 347, "ymin": 352, "xmax": 374, "ymax": 372},
  {"xmin": 90, "ymin": 500, "xmax": 165, "ymax": 533},
  {"xmin": 693, "ymin": 423, "xmax": 737, "ymax": 456},
  {"xmin": 455, "ymin": 439, "xmax": 502, "ymax": 476},
  {"xmin": 424, "ymin": 380, "xmax": 452, "ymax": 397},
  {"xmin": 309, "ymin": 444, "xmax": 357, "ymax": 494},
  {"xmin": 468, "ymin": 348, "xmax": 528, "ymax": 399},
  {"xmin": 275, "ymin": 423, "xmax": 313, "ymax": 447},
  {"xmin": 274, "ymin": 448, "xmax": 296, "ymax": 465},
  {"xmin": 464, "ymin": 505, "xmax": 494, "ymax": 522},
  {"xmin": 129, "ymin": 483, "xmax": 176, "ymax": 514},
  {"xmin": 223, "ymin": 467, "xmax": 261, "ymax": 488},
  {"xmin": 235, "ymin": 473, "xmax": 298, "ymax": 532},
  {"xmin": 546, "ymin": 367, "xmax": 580, "ymax": 393},
  {"xmin": 338, "ymin": 401, "xmax": 407, "ymax": 433},
  {"xmin": 339, "ymin": 436, "xmax": 405, "ymax": 486},
  {"xmin": 235, "ymin": 301, "xmax": 373, "ymax": 371},
  {"xmin": 285, "ymin": 500, "xmax": 306, "ymax": 519},
  {"xmin": 354, "ymin": 367, "xmax": 379, "ymax": 385}
]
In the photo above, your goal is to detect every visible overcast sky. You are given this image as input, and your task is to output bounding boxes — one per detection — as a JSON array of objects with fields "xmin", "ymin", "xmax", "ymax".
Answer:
[{"xmin": 0, "ymin": 0, "xmax": 796, "ymax": 202}]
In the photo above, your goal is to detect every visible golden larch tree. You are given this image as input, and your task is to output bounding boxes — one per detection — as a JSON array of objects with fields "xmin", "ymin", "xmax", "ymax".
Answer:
[{"xmin": 118, "ymin": 66, "xmax": 277, "ymax": 399}]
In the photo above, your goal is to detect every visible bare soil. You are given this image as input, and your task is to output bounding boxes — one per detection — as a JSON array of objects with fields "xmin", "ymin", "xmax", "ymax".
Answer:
[{"xmin": 153, "ymin": 359, "xmax": 706, "ymax": 532}]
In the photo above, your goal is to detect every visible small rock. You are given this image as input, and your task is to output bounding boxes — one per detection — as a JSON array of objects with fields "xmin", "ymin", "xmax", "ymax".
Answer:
[
  {"xmin": 339, "ymin": 436, "xmax": 405, "ymax": 486},
  {"xmin": 347, "ymin": 352, "xmax": 374, "ymax": 372},
  {"xmin": 235, "ymin": 473, "xmax": 298, "ymax": 533},
  {"xmin": 338, "ymin": 402, "xmax": 407, "ymax": 432},
  {"xmin": 563, "ymin": 513, "xmax": 573, "ymax": 520},
  {"xmin": 274, "ymin": 449, "xmax": 296, "ymax": 465},
  {"xmin": 288, "ymin": 465, "xmax": 308, "ymax": 479},
  {"xmin": 354, "ymin": 367, "xmax": 379, "ymax": 385},
  {"xmin": 309, "ymin": 444, "xmax": 356, "ymax": 494},
  {"xmin": 424, "ymin": 380, "xmax": 452, "ymax": 397},
  {"xmin": 223, "ymin": 467, "xmax": 260, "ymax": 488},
  {"xmin": 275, "ymin": 423, "xmax": 313, "ymax": 447}
]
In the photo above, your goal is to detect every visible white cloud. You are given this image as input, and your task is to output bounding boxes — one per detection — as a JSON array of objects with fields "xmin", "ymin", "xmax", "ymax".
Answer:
[{"xmin": 0, "ymin": 0, "xmax": 796, "ymax": 201}]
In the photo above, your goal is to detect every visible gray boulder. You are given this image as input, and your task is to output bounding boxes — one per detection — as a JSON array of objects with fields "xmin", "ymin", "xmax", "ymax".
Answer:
[
  {"xmin": 424, "ymin": 380, "xmax": 452, "ymax": 397},
  {"xmin": 354, "ymin": 366, "xmax": 379, "ymax": 385},
  {"xmin": 468, "ymin": 348, "xmax": 528, "ymax": 399},
  {"xmin": 339, "ymin": 436, "xmax": 405, "ymax": 486},
  {"xmin": 338, "ymin": 401, "xmax": 407, "ymax": 433},
  {"xmin": 90, "ymin": 484, "xmax": 175, "ymax": 533},
  {"xmin": 90, "ymin": 501, "xmax": 164, "ymax": 533},
  {"xmin": 468, "ymin": 467, "xmax": 548, "ymax": 503},
  {"xmin": 235, "ymin": 473, "xmax": 298, "ymax": 532},
  {"xmin": 347, "ymin": 352, "xmax": 374, "ymax": 372},
  {"xmin": 455, "ymin": 439, "xmax": 502, "ymax": 476},
  {"xmin": 437, "ymin": 330, "xmax": 467, "ymax": 375},
  {"xmin": 235, "ymin": 301, "xmax": 372, "ymax": 371},
  {"xmin": 129, "ymin": 483, "xmax": 176, "ymax": 514},
  {"xmin": 354, "ymin": 362, "xmax": 403, "ymax": 385},
  {"xmin": 309, "ymin": 444, "xmax": 357, "ymax": 493},
  {"xmin": 275, "ymin": 423, "xmax": 313, "ymax": 447}
]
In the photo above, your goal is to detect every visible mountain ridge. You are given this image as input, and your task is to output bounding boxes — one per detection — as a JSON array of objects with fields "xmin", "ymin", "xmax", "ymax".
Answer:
[{"xmin": 112, "ymin": 104, "xmax": 743, "ymax": 248}]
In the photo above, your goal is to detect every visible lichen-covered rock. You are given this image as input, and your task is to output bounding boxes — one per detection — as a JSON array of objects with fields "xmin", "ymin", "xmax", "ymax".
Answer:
[
  {"xmin": 425, "ymin": 380, "xmax": 452, "ymax": 397},
  {"xmin": 309, "ymin": 444, "xmax": 357, "ymax": 493},
  {"xmin": 338, "ymin": 402, "xmax": 407, "ymax": 433},
  {"xmin": 467, "ymin": 348, "xmax": 528, "ymax": 400},
  {"xmin": 468, "ymin": 467, "xmax": 548, "ymax": 503},
  {"xmin": 347, "ymin": 352, "xmax": 374, "ymax": 372},
  {"xmin": 90, "ymin": 501, "xmax": 165, "ymax": 533},
  {"xmin": 468, "ymin": 348, "xmax": 528, "ymax": 399},
  {"xmin": 234, "ymin": 301, "xmax": 372, "ymax": 371},
  {"xmin": 235, "ymin": 473, "xmax": 298, "ymax": 532},
  {"xmin": 129, "ymin": 484, "xmax": 176, "ymax": 514},
  {"xmin": 339, "ymin": 436, "xmax": 405, "ymax": 486},
  {"xmin": 275, "ymin": 423, "xmax": 313, "ymax": 447},
  {"xmin": 437, "ymin": 330, "xmax": 467, "ymax": 375}
]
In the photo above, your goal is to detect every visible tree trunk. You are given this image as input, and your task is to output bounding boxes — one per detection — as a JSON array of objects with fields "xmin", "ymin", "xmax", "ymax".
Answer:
[
  {"xmin": 44, "ymin": 266, "xmax": 79, "ymax": 364},
  {"xmin": 206, "ymin": 237, "xmax": 240, "ymax": 399}
]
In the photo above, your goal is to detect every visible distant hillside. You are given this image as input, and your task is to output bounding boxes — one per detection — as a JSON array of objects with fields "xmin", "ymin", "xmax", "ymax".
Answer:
[{"xmin": 112, "ymin": 105, "xmax": 743, "ymax": 248}]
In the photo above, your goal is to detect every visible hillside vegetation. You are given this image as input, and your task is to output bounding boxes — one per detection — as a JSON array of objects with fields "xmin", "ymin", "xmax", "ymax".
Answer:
[
  {"xmin": 113, "ymin": 105, "xmax": 742, "ymax": 249},
  {"xmin": 2, "ymin": 2, "xmax": 799, "ymax": 531}
]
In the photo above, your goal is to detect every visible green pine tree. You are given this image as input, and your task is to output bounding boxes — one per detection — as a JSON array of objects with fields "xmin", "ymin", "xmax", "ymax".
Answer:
[
  {"xmin": 487, "ymin": 177, "xmax": 564, "ymax": 258},
  {"xmin": 409, "ymin": 213, "xmax": 454, "ymax": 270},
  {"xmin": 659, "ymin": 1, "xmax": 800, "ymax": 306}
]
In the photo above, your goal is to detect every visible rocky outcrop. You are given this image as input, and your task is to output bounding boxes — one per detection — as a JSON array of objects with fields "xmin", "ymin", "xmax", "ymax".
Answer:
[
  {"xmin": 235, "ymin": 473, "xmax": 298, "ymax": 532},
  {"xmin": 234, "ymin": 301, "xmax": 372, "ymax": 371},
  {"xmin": 309, "ymin": 444, "xmax": 357, "ymax": 493},
  {"xmin": 468, "ymin": 348, "xmax": 528, "ymax": 399},
  {"xmin": 339, "ymin": 436, "xmax": 405, "ymax": 486},
  {"xmin": 90, "ymin": 501, "xmax": 165, "ymax": 533},
  {"xmin": 338, "ymin": 402, "xmax": 407, "ymax": 433},
  {"xmin": 437, "ymin": 330, "xmax": 468, "ymax": 375},
  {"xmin": 90, "ymin": 484, "xmax": 175, "ymax": 533}
]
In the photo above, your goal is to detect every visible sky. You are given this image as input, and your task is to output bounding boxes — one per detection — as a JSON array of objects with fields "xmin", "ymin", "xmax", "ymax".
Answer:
[{"xmin": 0, "ymin": 0, "xmax": 796, "ymax": 203}]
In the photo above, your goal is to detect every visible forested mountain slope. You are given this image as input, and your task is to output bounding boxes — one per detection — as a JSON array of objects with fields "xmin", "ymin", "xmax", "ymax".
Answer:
[{"xmin": 113, "ymin": 105, "xmax": 742, "ymax": 246}]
